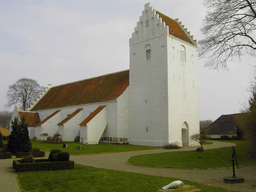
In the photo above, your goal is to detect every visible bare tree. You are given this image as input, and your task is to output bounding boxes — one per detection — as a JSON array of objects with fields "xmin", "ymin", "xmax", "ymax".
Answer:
[
  {"xmin": 5, "ymin": 78, "xmax": 44, "ymax": 111},
  {"xmin": 191, "ymin": 133, "xmax": 208, "ymax": 152},
  {"xmin": 200, "ymin": 120, "xmax": 213, "ymax": 130},
  {"xmin": 199, "ymin": 0, "xmax": 256, "ymax": 69},
  {"xmin": 0, "ymin": 111, "xmax": 12, "ymax": 129}
]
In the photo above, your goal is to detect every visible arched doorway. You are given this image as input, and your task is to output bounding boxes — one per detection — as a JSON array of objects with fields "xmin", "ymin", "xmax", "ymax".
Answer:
[{"xmin": 181, "ymin": 122, "xmax": 189, "ymax": 146}]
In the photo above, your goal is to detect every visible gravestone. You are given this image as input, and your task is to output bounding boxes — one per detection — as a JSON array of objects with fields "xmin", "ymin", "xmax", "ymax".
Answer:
[{"xmin": 63, "ymin": 143, "xmax": 68, "ymax": 148}]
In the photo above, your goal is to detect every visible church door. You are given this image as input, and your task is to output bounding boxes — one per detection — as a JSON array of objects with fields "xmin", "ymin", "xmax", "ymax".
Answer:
[{"xmin": 181, "ymin": 122, "xmax": 189, "ymax": 146}]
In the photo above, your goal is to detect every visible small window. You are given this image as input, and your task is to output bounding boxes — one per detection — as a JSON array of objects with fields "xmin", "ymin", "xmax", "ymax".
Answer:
[
  {"xmin": 146, "ymin": 20, "xmax": 149, "ymax": 27},
  {"xmin": 146, "ymin": 127, "xmax": 148, "ymax": 132},
  {"xmin": 146, "ymin": 49, "xmax": 151, "ymax": 60},
  {"xmin": 180, "ymin": 45, "xmax": 186, "ymax": 63}
]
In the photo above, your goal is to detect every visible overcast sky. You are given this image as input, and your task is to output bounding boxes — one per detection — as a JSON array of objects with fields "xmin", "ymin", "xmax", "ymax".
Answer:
[{"xmin": 0, "ymin": 0, "xmax": 254, "ymax": 121}]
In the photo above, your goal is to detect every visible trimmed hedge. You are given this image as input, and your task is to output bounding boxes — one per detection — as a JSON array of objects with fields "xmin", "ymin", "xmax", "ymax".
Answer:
[
  {"xmin": 16, "ymin": 151, "xmax": 45, "ymax": 158},
  {"xmin": 13, "ymin": 159, "xmax": 74, "ymax": 172},
  {"xmin": 0, "ymin": 152, "xmax": 12, "ymax": 159}
]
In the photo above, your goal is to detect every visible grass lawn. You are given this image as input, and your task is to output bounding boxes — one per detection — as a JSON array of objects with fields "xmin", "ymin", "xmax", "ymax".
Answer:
[
  {"xmin": 128, "ymin": 140, "xmax": 256, "ymax": 169},
  {"xmin": 18, "ymin": 164, "xmax": 237, "ymax": 192},
  {"xmin": 30, "ymin": 140, "xmax": 160, "ymax": 155}
]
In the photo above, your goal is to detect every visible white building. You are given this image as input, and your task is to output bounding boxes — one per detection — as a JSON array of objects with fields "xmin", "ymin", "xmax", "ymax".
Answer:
[{"xmin": 10, "ymin": 3, "xmax": 199, "ymax": 147}]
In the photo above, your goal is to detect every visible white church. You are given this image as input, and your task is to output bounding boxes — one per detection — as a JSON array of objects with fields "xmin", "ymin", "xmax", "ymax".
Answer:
[{"xmin": 11, "ymin": 3, "xmax": 199, "ymax": 147}]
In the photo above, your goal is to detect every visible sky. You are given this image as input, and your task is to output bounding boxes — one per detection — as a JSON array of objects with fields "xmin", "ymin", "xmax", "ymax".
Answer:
[{"xmin": 0, "ymin": 0, "xmax": 254, "ymax": 121}]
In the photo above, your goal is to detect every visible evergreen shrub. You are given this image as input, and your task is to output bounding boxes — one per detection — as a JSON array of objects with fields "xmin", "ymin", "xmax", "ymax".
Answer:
[
  {"xmin": 7, "ymin": 116, "xmax": 32, "ymax": 154},
  {"xmin": 48, "ymin": 149, "xmax": 62, "ymax": 161},
  {"xmin": 20, "ymin": 155, "xmax": 35, "ymax": 163}
]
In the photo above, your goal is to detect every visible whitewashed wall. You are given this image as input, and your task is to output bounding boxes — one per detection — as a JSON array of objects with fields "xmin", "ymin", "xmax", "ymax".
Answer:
[
  {"xmin": 59, "ymin": 109, "xmax": 85, "ymax": 141},
  {"xmin": 129, "ymin": 3, "xmax": 169, "ymax": 146},
  {"xmin": 84, "ymin": 106, "xmax": 108, "ymax": 144},
  {"xmin": 167, "ymin": 35, "xmax": 200, "ymax": 146},
  {"xmin": 129, "ymin": 3, "xmax": 199, "ymax": 146},
  {"xmin": 37, "ymin": 111, "xmax": 62, "ymax": 139}
]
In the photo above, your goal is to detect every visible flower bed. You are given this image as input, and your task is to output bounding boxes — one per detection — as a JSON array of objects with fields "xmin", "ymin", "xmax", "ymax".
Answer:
[
  {"xmin": 0, "ymin": 152, "xmax": 12, "ymax": 159},
  {"xmin": 13, "ymin": 159, "xmax": 74, "ymax": 172},
  {"xmin": 16, "ymin": 151, "xmax": 45, "ymax": 158}
]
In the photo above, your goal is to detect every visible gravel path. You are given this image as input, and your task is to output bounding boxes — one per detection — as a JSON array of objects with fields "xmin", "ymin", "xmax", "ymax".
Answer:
[
  {"xmin": 0, "ymin": 156, "xmax": 21, "ymax": 192},
  {"xmin": 1, "ymin": 141, "xmax": 255, "ymax": 192}
]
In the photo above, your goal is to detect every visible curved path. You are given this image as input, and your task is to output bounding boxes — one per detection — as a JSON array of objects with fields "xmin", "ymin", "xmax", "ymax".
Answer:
[
  {"xmin": 1, "ymin": 141, "xmax": 255, "ymax": 192},
  {"xmin": 71, "ymin": 141, "xmax": 256, "ymax": 192}
]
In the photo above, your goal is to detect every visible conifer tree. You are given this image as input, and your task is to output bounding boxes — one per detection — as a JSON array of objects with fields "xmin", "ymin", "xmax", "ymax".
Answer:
[
  {"xmin": 247, "ymin": 93, "xmax": 256, "ymax": 158},
  {"xmin": 7, "ymin": 116, "xmax": 31, "ymax": 154},
  {"xmin": 0, "ymin": 132, "xmax": 4, "ymax": 149}
]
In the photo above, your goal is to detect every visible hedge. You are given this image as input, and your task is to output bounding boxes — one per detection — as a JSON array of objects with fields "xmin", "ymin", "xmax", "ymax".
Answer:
[
  {"xmin": 16, "ymin": 151, "xmax": 45, "ymax": 158},
  {"xmin": 13, "ymin": 159, "xmax": 74, "ymax": 172},
  {"xmin": 0, "ymin": 152, "xmax": 12, "ymax": 159}
]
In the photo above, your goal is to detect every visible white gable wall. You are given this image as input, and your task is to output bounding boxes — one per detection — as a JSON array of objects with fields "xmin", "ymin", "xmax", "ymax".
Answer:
[
  {"xmin": 167, "ymin": 35, "xmax": 200, "ymax": 146},
  {"xmin": 59, "ymin": 109, "xmax": 85, "ymax": 141},
  {"xmin": 37, "ymin": 111, "xmax": 62, "ymax": 139},
  {"xmin": 129, "ymin": 3, "xmax": 170, "ymax": 146},
  {"xmin": 83, "ymin": 106, "xmax": 108, "ymax": 144}
]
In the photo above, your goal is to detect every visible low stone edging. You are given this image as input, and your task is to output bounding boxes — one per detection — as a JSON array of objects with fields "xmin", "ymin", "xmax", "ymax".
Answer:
[
  {"xmin": 13, "ymin": 159, "xmax": 74, "ymax": 172},
  {"xmin": 16, "ymin": 151, "xmax": 45, "ymax": 158},
  {"xmin": 0, "ymin": 152, "xmax": 12, "ymax": 159}
]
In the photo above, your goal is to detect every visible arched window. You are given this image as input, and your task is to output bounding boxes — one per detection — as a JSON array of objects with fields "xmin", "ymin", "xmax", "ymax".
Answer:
[
  {"xmin": 180, "ymin": 45, "xmax": 186, "ymax": 63},
  {"xmin": 145, "ymin": 44, "xmax": 151, "ymax": 60}
]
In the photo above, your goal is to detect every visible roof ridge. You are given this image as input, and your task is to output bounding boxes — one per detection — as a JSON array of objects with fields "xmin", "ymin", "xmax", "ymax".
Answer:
[{"xmin": 48, "ymin": 69, "xmax": 129, "ymax": 89}]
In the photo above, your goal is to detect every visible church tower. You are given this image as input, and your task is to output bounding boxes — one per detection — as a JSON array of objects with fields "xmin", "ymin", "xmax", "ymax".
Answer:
[{"xmin": 129, "ymin": 3, "xmax": 199, "ymax": 146}]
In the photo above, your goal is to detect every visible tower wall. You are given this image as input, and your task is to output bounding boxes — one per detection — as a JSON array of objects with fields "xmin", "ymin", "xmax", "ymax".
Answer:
[{"xmin": 129, "ymin": 3, "xmax": 200, "ymax": 146}]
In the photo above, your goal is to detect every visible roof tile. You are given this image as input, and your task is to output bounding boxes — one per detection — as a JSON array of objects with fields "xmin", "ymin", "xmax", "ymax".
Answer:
[{"xmin": 31, "ymin": 70, "xmax": 129, "ymax": 111}]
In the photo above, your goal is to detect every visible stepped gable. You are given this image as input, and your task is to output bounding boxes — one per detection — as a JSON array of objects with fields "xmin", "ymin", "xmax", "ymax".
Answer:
[
  {"xmin": 155, "ymin": 10, "xmax": 196, "ymax": 45},
  {"xmin": 30, "ymin": 70, "xmax": 129, "ymax": 111},
  {"xmin": 18, "ymin": 111, "xmax": 41, "ymax": 127}
]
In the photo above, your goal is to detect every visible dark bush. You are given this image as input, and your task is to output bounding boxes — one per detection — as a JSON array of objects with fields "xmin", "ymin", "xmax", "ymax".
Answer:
[
  {"xmin": 56, "ymin": 152, "xmax": 70, "ymax": 161},
  {"xmin": 13, "ymin": 159, "xmax": 74, "ymax": 172},
  {"xmin": 48, "ymin": 149, "xmax": 62, "ymax": 161},
  {"xmin": 20, "ymin": 155, "xmax": 35, "ymax": 163},
  {"xmin": 220, "ymin": 135, "xmax": 229, "ymax": 139},
  {"xmin": 2, "ymin": 135, "xmax": 9, "ymax": 140},
  {"xmin": 163, "ymin": 143, "xmax": 181, "ymax": 149},
  {"xmin": 0, "ymin": 148, "xmax": 4, "ymax": 153},
  {"xmin": 30, "ymin": 148, "xmax": 40, "ymax": 152},
  {"xmin": 0, "ymin": 152, "xmax": 12, "ymax": 159},
  {"xmin": 0, "ymin": 132, "xmax": 4, "ymax": 149}
]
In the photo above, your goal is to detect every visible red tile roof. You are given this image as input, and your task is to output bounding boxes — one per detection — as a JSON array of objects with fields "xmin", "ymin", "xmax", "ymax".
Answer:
[
  {"xmin": 156, "ymin": 10, "xmax": 195, "ymax": 45},
  {"xmin": 18, "ymin": 111, "xmax": 41, "ymax": 127},
  {"xmin": 31, "ymin": 70, "xmax": 129, "ymax": 111},
  {"xmin": 58, "ymin": 108, "xmax": 83, "ymax": 125},
  {"xmin": 80, "ymin": 105, "xmax": 106, "ymax": 126},
  {"xmin": 37, "ymin": 110, "xmax": 61, "ymax": 126}
]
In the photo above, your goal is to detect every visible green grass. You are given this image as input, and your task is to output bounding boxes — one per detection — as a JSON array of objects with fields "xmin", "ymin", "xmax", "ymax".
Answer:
[
  {"xmin": 30, "ymin": 140, "xmax": 159, "ymax": 155},
  {"xmin": 18, "ymin": 164, "xmax": 237, "ymax": 192},
  {"xmin": 128, "ymin": 140, "xmax": 256, "ymax": 169}
]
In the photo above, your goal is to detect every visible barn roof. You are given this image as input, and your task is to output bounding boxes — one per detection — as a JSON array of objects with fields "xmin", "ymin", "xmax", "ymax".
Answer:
[
  {"xmin": 204, "ymin": 113, "xmax": 243, "ymax": 135},
  {"xmin": 30, "ymin": 70, "xmax": 129, "ymax": 111}
]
